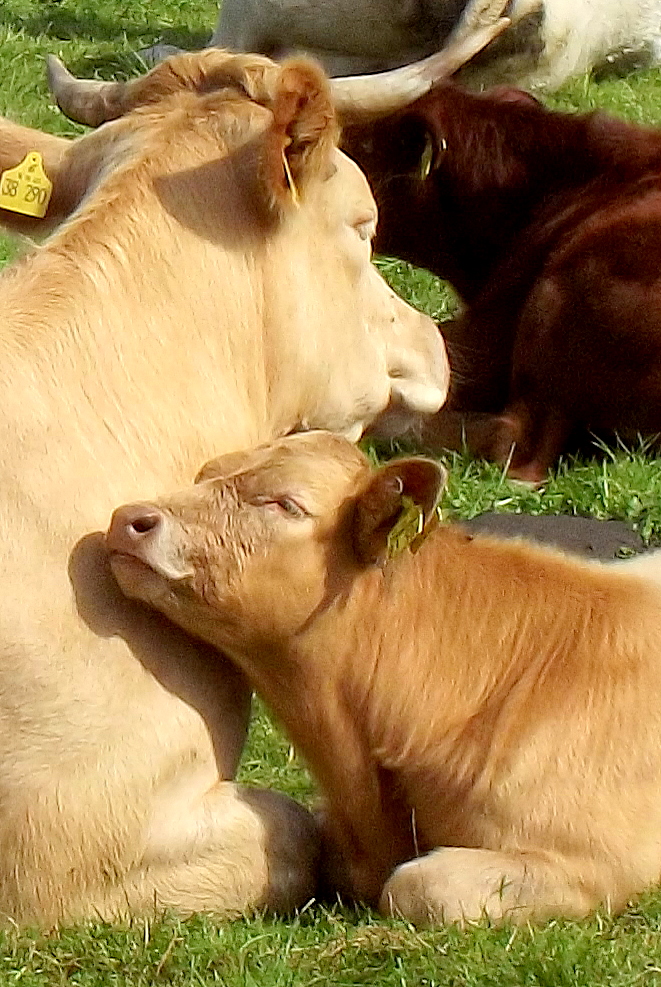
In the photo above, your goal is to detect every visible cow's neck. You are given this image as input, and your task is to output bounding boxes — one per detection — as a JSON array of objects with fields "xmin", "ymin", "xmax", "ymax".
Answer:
[
  {"xmin": 0, "ymin": 226, "xmax": 298, "ymax": 525},
  {"xmin": 421, "ymin": 92, "xmax": 661, "ymax": 301}
]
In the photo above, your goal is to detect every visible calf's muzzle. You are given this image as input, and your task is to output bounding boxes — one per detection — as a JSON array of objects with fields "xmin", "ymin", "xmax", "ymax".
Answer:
[{"xmin": 107, "ymin": 503, "xmax": 165, "ymax": 556}]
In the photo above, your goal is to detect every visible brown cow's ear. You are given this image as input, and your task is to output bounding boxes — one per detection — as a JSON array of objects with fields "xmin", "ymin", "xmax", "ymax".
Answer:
[
  {"xmin": 260, "ymin": 58, "xmax": 338, "ymax": 212},
  {"xmin": 353, "ymin": 458, "xmax": 447, "ymax": 566}
]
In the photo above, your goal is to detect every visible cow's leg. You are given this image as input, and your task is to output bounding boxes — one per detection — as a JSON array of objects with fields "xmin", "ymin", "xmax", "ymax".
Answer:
[
  {"xmin": 380, "ymin": 847, "xmax": 600, "ymax": 925},
  {"xmin": 414, "ymin": 403, "xmax": 569, "ymax": 483},
  {"xmin": 500, "ymin": 403, "xmax": 572, "ymax": 483},
  {"xmin": 138, "ymin": 44, "xmax": 185, "ymax": 66},
  {"xmin": 91, "ymin": 781, "xmax": 319, "ymax": 919},
  {"xmin": 414, "ymin": 409, "xmax": 516, "ymax": 461},
  {"xmin": 209, "ymin": 0, "xmax": 272, "ymax": 53}
]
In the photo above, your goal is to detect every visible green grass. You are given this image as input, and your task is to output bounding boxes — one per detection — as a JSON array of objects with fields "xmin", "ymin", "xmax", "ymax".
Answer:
[
  {"xmin": 1, "ymin": 902, "xmax": 661, "ymax": 986},
  {"xmin": 3, "ymin": 2, "xmax": 661, "ymax": 982}
]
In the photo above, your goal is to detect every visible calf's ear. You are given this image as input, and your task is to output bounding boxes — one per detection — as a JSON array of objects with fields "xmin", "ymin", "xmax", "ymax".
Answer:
[
  {"xmin": 260, "ymin": 57, "xmax": 338, "ymax": 212},
  {"xmin": 196, "ymin": 451, "xmax": 251, "ymax": 483},
  {"xmin": 353, "ymin": 458, "xmax": 447, "ymax": 566}
]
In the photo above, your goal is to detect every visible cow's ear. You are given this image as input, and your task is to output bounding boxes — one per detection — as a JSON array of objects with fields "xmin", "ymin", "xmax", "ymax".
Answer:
[
  {"xmin": 353, "ymin": 458, "xmax": 447, "ymax": 566},
  {"xmin": 260, "ymin": 58, "xmax": 338, "ymax": 212},
  {"xmin": 0, "ymin": 120, "xmax": 79, "ymax": 237},
  {"xmin": 195, "ymin": 450, "xmax": 250, "ymax": 483}
]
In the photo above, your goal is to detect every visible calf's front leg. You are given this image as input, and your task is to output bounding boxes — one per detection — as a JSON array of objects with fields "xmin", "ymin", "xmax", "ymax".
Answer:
[{"xmin": 380, "ymin": 847, "xmax": 601, "ymax": 926}]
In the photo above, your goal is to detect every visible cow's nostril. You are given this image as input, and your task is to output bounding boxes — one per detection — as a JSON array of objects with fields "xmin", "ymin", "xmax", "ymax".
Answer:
[
  {"xmin": 107, "ymin": 503, "xmax": 165, "ymax": 554},
  {"xmin": 130, "ymin": 513, "xmax": 161, "ymax": 535}
]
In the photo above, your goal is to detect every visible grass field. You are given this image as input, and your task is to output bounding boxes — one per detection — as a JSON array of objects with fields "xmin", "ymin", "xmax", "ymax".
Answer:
[{"xmin": 3, "ymin": 2, "xmax": 661, "ymax": 983}]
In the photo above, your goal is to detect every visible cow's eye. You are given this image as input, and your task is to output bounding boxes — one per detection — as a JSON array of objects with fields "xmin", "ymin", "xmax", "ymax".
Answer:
[
  {"xmin": 352, "ymin": 210, "xmax": 377, "ymax": 241},
  {"xmin": 274, "ymin": 497, "xmax": 308, "ymax": 518},
  {"xmin": 354, "ymin": 218, "xmax": 376, "ymax": 241},
  {"xmin": 252, "ymin": 495, "xmax": 309, "ymax": 518}
]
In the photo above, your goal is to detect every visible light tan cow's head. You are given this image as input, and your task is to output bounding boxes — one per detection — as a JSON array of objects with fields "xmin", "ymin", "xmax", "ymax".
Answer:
[
  {"xmin": 2, "ymin": 51, "xmax": 449, "ymax": 440},
  {"xmin": 106, "ymin": 430, "xmax": 445, "ymax": 648}
]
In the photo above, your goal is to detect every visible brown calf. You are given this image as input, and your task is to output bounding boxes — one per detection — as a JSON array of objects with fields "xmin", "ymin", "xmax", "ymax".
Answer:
[{"xmin": 107, "ymin": 431, "xmax": 661, "ymax": 924}]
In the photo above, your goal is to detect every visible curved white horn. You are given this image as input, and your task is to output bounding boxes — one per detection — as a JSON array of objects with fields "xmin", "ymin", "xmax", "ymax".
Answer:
[{"xmin": 331, "ymin": 0, "xmax": 511, "ymax": 123}]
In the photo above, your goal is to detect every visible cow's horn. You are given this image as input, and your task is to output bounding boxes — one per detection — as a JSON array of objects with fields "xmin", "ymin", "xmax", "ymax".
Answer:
[
  {"xmin": 331, "ymin": 0, "xmax": 510, "ymax": 123},
  {"xmin": 47, "ymin": 55, "xmax": 127, "ymax": 127}
]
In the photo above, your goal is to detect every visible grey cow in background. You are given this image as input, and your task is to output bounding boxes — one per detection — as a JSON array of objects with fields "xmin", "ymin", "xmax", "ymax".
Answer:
[
  {"xmin": 148, "ymin": 0, "xmax": 661, "ymax": 90},
  {"xmin": 212, "ymin": 0, "xmax": 470, "ymax": 74}
]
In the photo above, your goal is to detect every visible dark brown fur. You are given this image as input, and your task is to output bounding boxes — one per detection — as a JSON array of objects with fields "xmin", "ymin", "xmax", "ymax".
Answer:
[{"xmin": 343, "ymin": 84, "xmax": 661, "ymax": 480}]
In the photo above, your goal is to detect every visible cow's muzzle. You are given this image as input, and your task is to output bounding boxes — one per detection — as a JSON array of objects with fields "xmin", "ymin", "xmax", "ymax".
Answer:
[{"xmin": 106, "ymin": 503, "xmax": 193, "ymax": 581}]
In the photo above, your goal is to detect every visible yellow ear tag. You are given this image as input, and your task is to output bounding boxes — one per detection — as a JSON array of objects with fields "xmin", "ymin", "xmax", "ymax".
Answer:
[
  {"xmin": 387, "ymin": 496, "xmax": 425, "ymax": 561},
  {"xmin": 282, "ymin": 150, "xmax": 299, "ymax": 207},
  {"xmin": 418, "ymin": 134, "xmax": 434, "ymax": 181},
  {"xmin": 0, "ymin": 152, "xmax": 53, "ymax": 219}
]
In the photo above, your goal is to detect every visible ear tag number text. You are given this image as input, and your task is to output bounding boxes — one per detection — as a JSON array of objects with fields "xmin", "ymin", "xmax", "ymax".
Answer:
[{"xmin": 0, "ymin": 152, "xmax": 53, "ymax": 219}]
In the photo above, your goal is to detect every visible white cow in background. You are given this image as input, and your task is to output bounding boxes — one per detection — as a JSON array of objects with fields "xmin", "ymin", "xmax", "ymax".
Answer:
[{"xmin": 146, "ymin": 0, "xmax": 661, "ymax": 90}]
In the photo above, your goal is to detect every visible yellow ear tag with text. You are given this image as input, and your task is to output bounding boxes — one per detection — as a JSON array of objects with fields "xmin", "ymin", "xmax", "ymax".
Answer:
[
  {"xmin": 0, "ymin": 152, "xmax": 53, "ymax": 219},
  {"xmin": 387, "ymin": 496, "xmax": 425, "ymax": 561},
  {"xmin": 387, "ymin": 498, "xmax": 444, "ymax": 561}
]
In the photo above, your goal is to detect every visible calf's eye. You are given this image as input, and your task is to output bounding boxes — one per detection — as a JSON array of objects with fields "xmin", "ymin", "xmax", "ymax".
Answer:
[
  {"xmin": 251, "ymin": 494, "xmax": 309, "ymax": 518},
  {"xmin": 275, "ymin": 497, "xmax": 307, "ymax": 518}
]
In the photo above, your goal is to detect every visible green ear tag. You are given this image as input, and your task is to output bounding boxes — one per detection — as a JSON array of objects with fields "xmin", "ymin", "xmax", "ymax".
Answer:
[{"xmin": 387, "ymin": 496, "xmax": 424, "ymax": 561}]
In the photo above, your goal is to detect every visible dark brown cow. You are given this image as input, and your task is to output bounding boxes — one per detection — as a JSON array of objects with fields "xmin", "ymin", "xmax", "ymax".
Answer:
[{"xmin": 343, "ymin": 84, "xmax": 661, "ymax": 481}]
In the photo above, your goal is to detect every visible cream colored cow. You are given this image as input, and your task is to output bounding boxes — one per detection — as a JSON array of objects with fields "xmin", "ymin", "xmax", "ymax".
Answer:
[
  {"xmin": 109, "ymin": 430, "xmax": 661, "ymax": 925},
  {"xmin": 0, "ymin": 51, "xmax": 449, "ymax": 924}
]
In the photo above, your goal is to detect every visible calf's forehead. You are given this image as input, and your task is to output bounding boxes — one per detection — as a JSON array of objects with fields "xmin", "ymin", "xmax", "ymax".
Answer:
[
  {"xmin": 200, "ymin": 432, "xmax": 366, "ymax": 474},
  {"xmin": 198, "ymin": 433, "xmax": 370, "ymax": 507}
]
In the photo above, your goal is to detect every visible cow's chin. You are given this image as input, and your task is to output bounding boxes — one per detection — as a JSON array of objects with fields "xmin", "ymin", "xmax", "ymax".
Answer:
[
  {"xmin": 367, "ymin": 383, "xmax": 447, "ymax": 440},
  {"xmin": 108, "ymin": 552, "xmax": 179, "ymax": 610},
  {"xmin": 367, "ymin": 404, "xmax": 422, "ymax": 441}
]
